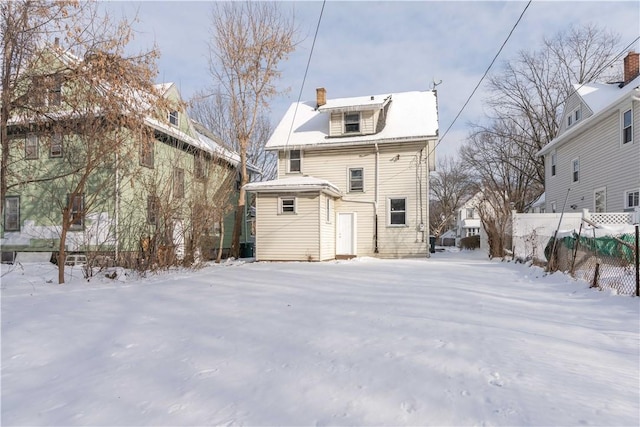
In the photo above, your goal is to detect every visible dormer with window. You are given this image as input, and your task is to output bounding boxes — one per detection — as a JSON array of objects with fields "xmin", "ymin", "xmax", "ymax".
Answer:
[
  {"xmin": 316, "ymin": 88, "xmax": 392, "ymax": 138},
  {"xmin": 169, "ymin": 110, "xmax": 179, "ymax": 126}
]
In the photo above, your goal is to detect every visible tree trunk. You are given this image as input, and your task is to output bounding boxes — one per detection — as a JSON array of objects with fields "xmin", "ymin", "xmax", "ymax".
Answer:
[
  {"xmin": 57, "ymin": 208, "xmax": 70, "ymax": 284},
  {"xmin": 216, "ymin": 218, "xmax": 224, "ymax": 263}
]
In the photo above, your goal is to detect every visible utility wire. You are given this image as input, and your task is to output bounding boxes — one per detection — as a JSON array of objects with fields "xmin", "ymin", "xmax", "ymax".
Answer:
[
  {"xmin": 284, "ymin": 0, "xmax": 326, "ymax": 148},
  {"xmin": 430, "ymin": 0, "xmax": 532, "ymax": 157}
]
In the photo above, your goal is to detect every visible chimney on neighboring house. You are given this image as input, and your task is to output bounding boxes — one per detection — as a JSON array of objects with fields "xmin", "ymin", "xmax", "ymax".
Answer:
[
  {"xmin": 316, "ymin": 87, "xmax": 326, "ymax": 108},
  {"xmin": 623, "ymin": 51, "xmax": 639, "ymax": 86}
]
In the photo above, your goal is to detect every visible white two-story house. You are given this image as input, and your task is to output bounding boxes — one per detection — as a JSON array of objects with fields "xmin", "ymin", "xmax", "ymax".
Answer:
[
  {"xmin": 538, "ymin": 51, "xmax": 640, "ymax": 214},
  {"xmin": 245, "ymin": 88, "xmax": 439, "ymax": 261}
]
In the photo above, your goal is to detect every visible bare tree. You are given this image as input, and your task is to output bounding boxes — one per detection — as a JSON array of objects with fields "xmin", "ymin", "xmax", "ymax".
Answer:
[
  {"xmin": 205, "ymin": 1, "xmax": 296, "ymax": 258},
  {"xmin": 190, "ymin": 90, "xmax": 277, "ymax": 181},
  {"xmin": 429, "ymin": 155, "xmax": 473, "ymax": 238},
  {"xmin": 480, "ymin": 24, "xmax": 621, "ymax": 189}
]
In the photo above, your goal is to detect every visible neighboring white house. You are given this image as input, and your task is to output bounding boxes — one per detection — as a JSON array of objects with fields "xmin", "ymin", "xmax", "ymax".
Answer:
[
  {"xmin": 455, "ymin": 193, "xmax": 482, "ymax": 246},
  {"xmin": 537, "ymin": 51, "xmax": 640, "ymax": 214},
  {"xmin": 244, "ymin": 88, "xmax": 439, "ymax": 261}
]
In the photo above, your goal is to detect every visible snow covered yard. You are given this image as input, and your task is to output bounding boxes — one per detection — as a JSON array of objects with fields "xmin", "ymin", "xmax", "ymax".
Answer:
[{"xmin": 1, "ymin": 250, "xmax": 638, "ymax": 427}]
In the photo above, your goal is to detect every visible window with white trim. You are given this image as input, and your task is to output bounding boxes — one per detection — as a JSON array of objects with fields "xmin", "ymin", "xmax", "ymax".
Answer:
[
  {"xmin": 288, "ymin": 149, "xmax": 301, "ymax": 173},
  {"xmin": 622, "ymin": 108, "xmax": 632, "ymax": 144},
  {"xmin": 567, "ymin": 107, "xmax": 581, "ymax": 128},
  {"xmin": 279, "ymin": 197, "xmax": 296, "ymax": 214},
  {"xmin": 550, "ymin": 152, "xmax": 556, "ymax": 176},
  {"xmin": 169, "ymin": 110, "xmax": 179, "ymax": 126},
  {"xmin": 4, "ymin": 196, "xmax": 20, "ymax": 231},
  {"xmin": 466, "ymin": 208, "xmax": 474, "ymax": 219},
  {"xmin": 25, "ymin": 134, "xmax": 38, "ymax": 159},
  {"xmin": 466, "ymin": 227, "xmax": 480, "ymax": 237},
  {"xmin": 594, "ymin": 187, "xmax": 606, "ymax": 213},
  {"xmin": 388, "ymin": 197, "xmax": 407, "ymax": 226},
  {"xmin": 625, "ymin": 190, "xmax": 639, "ymax": 209},
  {"xmin": 572, "ymin": 158, "xmax": 579, "ymax": 183},
  {"xmin": 344, "ymin": 112, "xmax": 360, "ymax": 133},
  {"xmin": 349, "ymin": 168, "xmax": 364, "ymax": 192},
  {"xmin": 50, "ymin": 133, "xmax": 63, "ymax": 158}
]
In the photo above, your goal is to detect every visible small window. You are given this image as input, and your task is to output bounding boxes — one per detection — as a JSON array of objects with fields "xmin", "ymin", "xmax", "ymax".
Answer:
[
  {"xmin": 572, "ymin": 158, "xmax": 579, "ymax": 183},
  {"xmin": 169, "ymin": 110, "xmax": 179, "ymax": 126},
  {"xmin": 194, "ymin": 153, "xmax": 207, "ymax": 180},
  {"xmin": 50, "ymin": 133, "xmax": 63, "ymax": 158},
  {"xmin": 147, "ymin": 196, "xmax": 158, "ymax": 225},
  {"xmin": 326, "ymin": 197, "xmax": 331, "ymax": 223},
  {"xmin": 550, "ymin": 152, "xmax": 556, "ymax": 176},
  {"xmin": 288, "ymin": 149, "xmax": 301, "ymax": 173},
  {"xmin": 280, "ymin": 197, "xmax": 296, "ymax": 214},
  {"xmin": 25, "ymin": 134, "xmax": 38, "ymax": 159},
  {"xmin": 622, "ymin": 109, "xmax": 632, "ymax": 144},
  {"xmin": 626, "ymin": 190, "xmax": 639, "ymax": 209},
  {"xmin": 173, "ymin": 168, "xmax": 185, "ymax": 199},
  {"xmin": 574, "ymin": 108, "xmax": 581, "ymax": 122},
  {"xmin": 349, "ymin": 168, "xmax": 364, "ymax": 192},
  {"xmin": 4, "ymin": 196, "xmax": 20, "ymax": 231},
  {"xmin": 594, "ymin": 188, "xmax": 606, "ymax": 213},
  {"xmin": 344, "ymin": 112, "xmax": 360, "ymax": 133},
  {"xmin": 68, "ymin": 193, "xmax": 84, "ymax": 229},
  {"xmin": 140, "ymin": 139, "xmax": 154, "ymax": 168},
  {"xmin": 49, "ymin": 75, "xmax": 62, "ymax": 106},
  {"xmin": 466, "ymin": 208, "xmax": 474, "ymax": 219},
  {"xmin": 567, "ymin": 115, "xmax": 572, "ymax": 127},
  {"xmin": 567, "ymin": 107, "xmax": 581, "ymax": 128},
  {"xmin": 389, "ymin": 197, "xmax": 407, "ymax": 226}
]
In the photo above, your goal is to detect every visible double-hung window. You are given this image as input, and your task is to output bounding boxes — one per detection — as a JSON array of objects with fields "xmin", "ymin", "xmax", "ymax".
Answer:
[
  {"xmin": 50, "ymin": 133, "xmax": 63, "ymax": 158},
  {"xmin": 140, "ymin": 140, "xmax": 154, "ymax": 168},
  {"xmin": 25, "ymin": 134, "xmax": 38, "ymax": 159},
  {"xmin": 389, "ymin": 197, "xmax": 407, "ymax": 226},
  {"xmin": 550, "ymin": 152, "xmax": 556, "ymax": 176},
  {"xmin": 344, "ymin": 112, "xmax": 360, "ymax": 133},
  {"xmin": 622, "ymin": 108, "xmax": 632, "ymax": 144},
  {"xmin": 68, "ymin": 194, "xmax": 84, "ymax": 229},
  {"xmin": 572, "ymin": 158, "xmax": 580, "ymax": 183},
  {"xmin": 626, "ymin": 190, "xmax": 639, "ymax": 209},
  {"xmin": 4, "ymin": 196, "xmax": 20, "ymax": 231},
  {"xmin": 169, "ymin": 110, "xmax": 179, "ymax": 126},
  {"xmin": 349, "ymin": 168, "xmax": 364, "ymax": 192},
  {"xmin": 279, "ymin": 197, "xmax": 296, "ymax": 214},
  {"xmin": 288, "ymin": 149, "xmax": 301, "ymax": 173},
  {"xmin": 173, "ymin": 168, "xmax": 185, "ymax": 199}
]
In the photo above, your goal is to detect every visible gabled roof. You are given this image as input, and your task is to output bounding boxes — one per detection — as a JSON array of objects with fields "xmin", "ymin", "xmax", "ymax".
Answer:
[
  {"xmin": 266, "ymin": 90, "xmax": 439, "ymax": 150},
  {"xmin": 538, "ymin": 75, "xmax": 640, "ymax": 156},
  {"xmin": 244, "ymin": 176, "xmax": 342, "ymax": 198}
]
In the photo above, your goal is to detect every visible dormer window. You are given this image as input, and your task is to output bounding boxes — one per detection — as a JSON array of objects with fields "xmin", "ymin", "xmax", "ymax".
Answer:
[
  {"xmin": 169, "ymin": 110, "xmax": 179, "ymax": 126},
  {"xmin": 567, "ymin": 107, "xmax": 581, "ymax": 128},
  {"xmin": 344, "ymin": 112, "xmax": 360, "ymax": 133}
]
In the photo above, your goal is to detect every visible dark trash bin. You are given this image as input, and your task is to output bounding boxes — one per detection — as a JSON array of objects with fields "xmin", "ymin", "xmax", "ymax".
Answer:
[
  {"xmin": 240, "ymin": 242, "xmax": 255, "ymax": 258},
  {"xmin": 429, "ymin": 235, "xmax": 436, "ymax": 253}
]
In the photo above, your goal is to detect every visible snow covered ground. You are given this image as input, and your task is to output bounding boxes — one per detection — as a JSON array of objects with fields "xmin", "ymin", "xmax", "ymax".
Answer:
[{"xmin": 1, "ymin": 250, "xmax": 638, "ymax": 426}]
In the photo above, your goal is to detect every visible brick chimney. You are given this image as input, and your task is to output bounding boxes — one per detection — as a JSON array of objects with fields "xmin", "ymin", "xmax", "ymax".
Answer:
[
  {"xmin": 623, "ymin": 51, "xmax": 639, "ymax": 86},
  {"xmin": 316, "ymin": 87, "xmax": 326, "ymax": 108}
]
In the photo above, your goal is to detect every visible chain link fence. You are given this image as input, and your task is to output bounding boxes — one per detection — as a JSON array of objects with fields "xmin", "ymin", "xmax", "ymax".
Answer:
[{"xmin": 548, "ymin": 220, "xmax": 639, "ymax": 296}]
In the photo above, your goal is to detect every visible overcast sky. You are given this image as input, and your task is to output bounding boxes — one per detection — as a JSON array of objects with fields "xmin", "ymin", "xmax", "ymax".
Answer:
[{"xmin": 104, "ymin": 1, "xmax": 640, "ymax": 159}]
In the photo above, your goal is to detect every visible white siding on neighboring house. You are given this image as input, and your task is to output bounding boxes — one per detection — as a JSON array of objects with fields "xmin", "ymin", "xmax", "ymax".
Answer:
[
  {"xmin": 545, "ymin": 101, "xmax": 639, "ymax": 213},
  {"xmin": 319, "ymin": 194, "xmax": 336, "ymax": 261}
]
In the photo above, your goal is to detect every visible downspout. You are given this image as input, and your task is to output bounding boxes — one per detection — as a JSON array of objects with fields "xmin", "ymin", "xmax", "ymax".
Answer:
[
  {"xmin": 425, "ymin": 140, "xmax": 431, "ymax": 258},
  {"xmin": 374, "ymin": 142, "xmax": 379, "ymax": 253}
]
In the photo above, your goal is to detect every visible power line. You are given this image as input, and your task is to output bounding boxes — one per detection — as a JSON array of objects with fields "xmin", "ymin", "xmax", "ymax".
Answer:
[
  {"xmin": 284, "ymin": 0, "xmax": 326, "ymax": 148},
  {"xmin": 430, "ymin": 0, "xmax": 532, "ymax": 157}
]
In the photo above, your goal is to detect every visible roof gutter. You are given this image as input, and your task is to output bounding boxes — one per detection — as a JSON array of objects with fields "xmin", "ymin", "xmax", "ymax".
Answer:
[{"xmin": 266, "ymin": 135, "xmax": 437, "ymax": 152}]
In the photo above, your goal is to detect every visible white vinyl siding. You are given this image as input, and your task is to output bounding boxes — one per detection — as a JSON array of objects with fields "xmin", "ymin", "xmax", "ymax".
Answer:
[
  {"xmin": 255, "ymin": 193, "xmax": 322, "ymax": 261},
  {"xmin": 545, "ymin": 101, "xmax": 640, "ymax": 213}
]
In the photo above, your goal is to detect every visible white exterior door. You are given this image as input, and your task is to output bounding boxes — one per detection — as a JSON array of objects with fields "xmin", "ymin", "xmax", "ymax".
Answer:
[{"xmin": 336, "ymin": 212, "xmax": 356, "ymax": 255}]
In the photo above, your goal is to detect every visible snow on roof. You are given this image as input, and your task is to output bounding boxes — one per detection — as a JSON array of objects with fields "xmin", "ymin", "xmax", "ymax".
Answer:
[
  {"xmin": 538, "ymin": 75, "xmax": 640, "ymax": 156},
  {"xmin": 244, "ymin": 176, "xmax": 342, "ymax": 197},
  {"xmin": 266, "ymin": 90, "xmax": 438, "ymax": 150},
  {"xmin": 317, "ymin": 94, "xmax": 391, "ymax": 113}
]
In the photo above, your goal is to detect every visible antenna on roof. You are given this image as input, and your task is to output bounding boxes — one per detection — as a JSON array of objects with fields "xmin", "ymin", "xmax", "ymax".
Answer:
[{"xmin": 431, "ymin": 78, "xmax": 442, "ymax": 90}]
